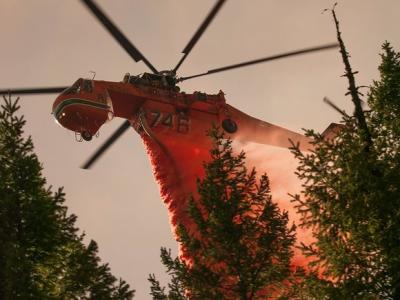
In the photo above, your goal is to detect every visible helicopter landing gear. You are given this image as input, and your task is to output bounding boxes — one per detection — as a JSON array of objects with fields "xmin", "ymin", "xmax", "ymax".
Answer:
[
  {"xmin": 75, "ymin": 130, "xmax": 97, "ymax": 142},
  {"xmin": 81, "ymin": 131, "xmax": 93, "ymax": 141},
  {"xmin": 221, "ymin": 118, "xmax": 238, "ymax": 133}
]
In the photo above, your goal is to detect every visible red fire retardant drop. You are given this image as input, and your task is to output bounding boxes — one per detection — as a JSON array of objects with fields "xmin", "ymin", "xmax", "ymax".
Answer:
[{"xmin": 138, "ymin": 123, "xmax": 313, "ymax": 269}]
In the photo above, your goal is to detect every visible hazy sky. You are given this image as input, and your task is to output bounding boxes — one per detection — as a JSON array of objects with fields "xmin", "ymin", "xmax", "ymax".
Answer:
[{"xmin": 1, "ymin": 1, "xmax": 399, "ymax": 298}]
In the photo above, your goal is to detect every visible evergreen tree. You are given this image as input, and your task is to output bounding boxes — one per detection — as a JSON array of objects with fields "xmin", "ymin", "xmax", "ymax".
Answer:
[
  {"xmin": 289, "ymin": 8, "xmax": 400, "ymax": 299},
  {"xmin": 0, "ymin": 94, "xmax": 135, "ymax": 299},
  {"xmin": 149, "ymin": 128, "xmax": 297, "ymax": 299}
]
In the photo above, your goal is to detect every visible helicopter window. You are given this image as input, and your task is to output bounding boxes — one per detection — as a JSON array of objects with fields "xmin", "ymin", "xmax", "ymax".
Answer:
[
  {"xmin": 82, "ymin": 79, "xmax": 94, "ymax": 93},
  {"xmin": 62, "ymin": 79, "xmax": 82, "ymax": 95}
]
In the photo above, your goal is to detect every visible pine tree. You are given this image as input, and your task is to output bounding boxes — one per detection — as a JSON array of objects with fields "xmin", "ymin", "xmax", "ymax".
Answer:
[
  {"xmin": 0, "ymin": 94, "xmax": 135, "ymax": 299},
  {"xmin": 149, "ymin": 128, "xmax": 297, "ymax": 299},
  {"xmin": 289, "ymin": 9, "xmax": 400, "ymax": 299}
]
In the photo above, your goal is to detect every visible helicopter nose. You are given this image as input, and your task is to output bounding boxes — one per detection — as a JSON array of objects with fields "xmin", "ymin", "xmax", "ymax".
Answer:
[{"xmin": 52, "ymin": 93, "xmax": 111, "ymax": 138}]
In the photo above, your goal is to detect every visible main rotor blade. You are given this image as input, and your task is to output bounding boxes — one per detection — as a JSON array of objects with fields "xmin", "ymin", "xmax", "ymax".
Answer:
[
  {"xmin": 81, "ymin": 120, "xmax": 131, "ymax": 169},
  {"xmin": 173, "ymin": 0, "xmax": 226, "ymax": 73},
  {"xmin": 81, "ymin": 0, "xmax": 158, "ymax": 74},
  {"xmin": 0, "ymin": 87, "xmax": 68, "ymax": 95},
  {"xmin": 178, "ymin": 43, "xmax": 339, "ymax": 82}
]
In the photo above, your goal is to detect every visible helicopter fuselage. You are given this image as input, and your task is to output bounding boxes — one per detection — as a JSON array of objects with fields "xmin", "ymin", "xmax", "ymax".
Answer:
[{"xmin": 52, "ymin": 74, "xmax": 313, "ymax": 149}]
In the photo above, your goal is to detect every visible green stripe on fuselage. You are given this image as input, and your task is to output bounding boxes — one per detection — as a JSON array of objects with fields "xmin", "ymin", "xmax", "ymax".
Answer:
[{"xmin": 54, "ymin": 98, "xmax": 110, "ymax": 119}]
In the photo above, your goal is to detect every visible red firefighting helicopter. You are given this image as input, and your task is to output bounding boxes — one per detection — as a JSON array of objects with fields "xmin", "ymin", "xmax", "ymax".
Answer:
[
  {"xmin": 0, "ymin": 0, "xmax": 339, "ymax": 169},
  {"xmin": 1, "ymin": 0, "xmax": 344, "ymax": 270}
]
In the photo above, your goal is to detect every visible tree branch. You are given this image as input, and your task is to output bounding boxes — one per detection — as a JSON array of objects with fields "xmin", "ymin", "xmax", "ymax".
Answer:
[{"xmin": 331, "ymin": 4, "xmax": 372, "ymax": 149}]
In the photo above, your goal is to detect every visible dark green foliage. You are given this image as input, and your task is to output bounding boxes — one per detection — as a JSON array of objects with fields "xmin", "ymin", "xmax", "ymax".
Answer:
[
  {"xmin": 0, "ymin": 95, "xmax": 135, "ymax": 299},
  {"xmin": 149, "ymin": 128, "xmax": 297, "ymax": 299},
  {"xmin": 289, "ymin": 23, "xmax": 400, "ymax": 300}
]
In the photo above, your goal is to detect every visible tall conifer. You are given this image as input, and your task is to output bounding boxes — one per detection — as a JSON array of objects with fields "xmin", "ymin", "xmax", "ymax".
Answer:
[
  {"xmin": 149, "ymin": 128, "xmax": 297, "ymax": 299},
  {"xmin": 0, "ymin": 95, "xmax": 135, "ymax": 299},
  {"xmin": 290, "ymin": 9, "xmax": 400, "ymax": 299}
]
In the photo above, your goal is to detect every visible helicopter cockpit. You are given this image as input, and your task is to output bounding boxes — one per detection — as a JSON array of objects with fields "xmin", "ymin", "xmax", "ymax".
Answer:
[
  {"xmin": 53, "ymin": 78, "xmax": 110, "ymax": 142},
  {"xmin": 61, "ymin": 78, "xmax": 94, "ymax": 95}
]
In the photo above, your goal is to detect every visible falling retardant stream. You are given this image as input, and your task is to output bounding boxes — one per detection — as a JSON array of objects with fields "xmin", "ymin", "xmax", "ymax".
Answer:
[{"xmin": 138, "ymin": 115, "xmax": 314, "ymax": 270}]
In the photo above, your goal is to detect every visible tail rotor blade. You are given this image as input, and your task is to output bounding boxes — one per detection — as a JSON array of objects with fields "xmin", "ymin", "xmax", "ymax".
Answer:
[
  {"xmin": 81, "ymin": 120, "xmax": 131, "ymax": 169},
  {"xmin": 323, "ymin": 97, "xmax": 349, "ymax": 117}
]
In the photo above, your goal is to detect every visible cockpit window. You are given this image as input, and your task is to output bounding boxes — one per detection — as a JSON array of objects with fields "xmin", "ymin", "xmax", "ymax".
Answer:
[
  {"xmin": 82, "ymin": 79, "xmax": 94, "ymax": 93},
  {"xmin": 61, "ymin": 79, "xmax": 94, "ymax": 95},
  {"xmin": 62, "ymin": 79, "xmax": 82, "ymax": 95}
]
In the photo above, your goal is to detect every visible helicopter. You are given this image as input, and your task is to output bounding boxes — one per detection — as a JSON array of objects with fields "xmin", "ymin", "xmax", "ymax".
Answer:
[
  {"xmin": 1, "ymin": 0, "xmax": 341, "ymax": 268},
  {"xmin": 1, "ymin": 0, "xmax": 339, "ymax": 169}
]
